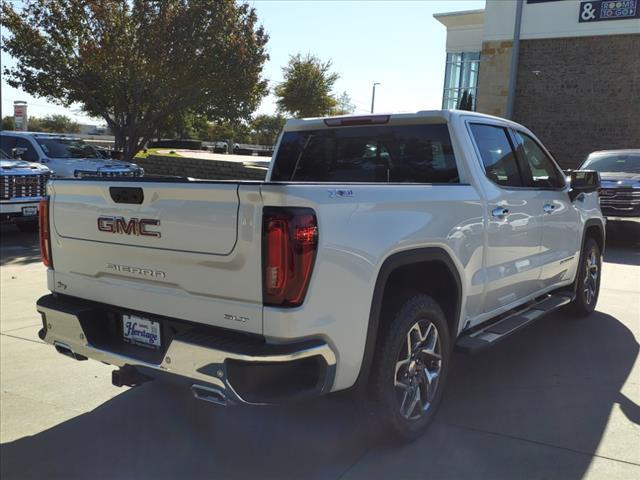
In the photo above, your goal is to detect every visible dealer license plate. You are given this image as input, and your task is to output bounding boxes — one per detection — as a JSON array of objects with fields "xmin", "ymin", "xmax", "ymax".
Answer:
[
  {"xmin": 22, "ymin": 206, "xmax": 38, "ymax": 216},
  {"xmin": 122, "ymin": 314, "xmax": 161, "ymax": 349}
]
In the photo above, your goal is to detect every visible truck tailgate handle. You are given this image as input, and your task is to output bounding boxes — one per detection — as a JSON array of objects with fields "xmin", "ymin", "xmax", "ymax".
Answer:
[{"xmin": 110, "ymin": 187, "xmax": 144, "ymax": 204}]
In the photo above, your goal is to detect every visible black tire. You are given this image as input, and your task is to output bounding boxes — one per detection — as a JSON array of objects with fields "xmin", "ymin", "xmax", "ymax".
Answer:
[
  {"xmin": 568, "ymin": 237, "xmax": 601, "ymax": 317},
  {"xmin": 370, "ymin": 294, "xmax": 451, "ymax": 440},
  {"xmin": 16, "ymin": 221, "xmax": 39, "ymax": 233}
]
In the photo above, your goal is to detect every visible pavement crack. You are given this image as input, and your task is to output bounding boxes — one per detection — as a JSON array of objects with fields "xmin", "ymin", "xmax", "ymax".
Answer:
[
  {"xmin": 0, "ymin": 332, "xmax": 45, "ymax": 345},
  {"xmin": 446, "ymin": 422, "xmax": 640, "ymax": 468},
  {"xmin": 1, "ymin": 323, "xmax": 42, "ymax": 333}
]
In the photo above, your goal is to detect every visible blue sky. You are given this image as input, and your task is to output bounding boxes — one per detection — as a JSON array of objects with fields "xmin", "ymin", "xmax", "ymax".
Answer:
[{"xmin": 1, "ymin": 0, "xmax": 485, "ymax": 125}]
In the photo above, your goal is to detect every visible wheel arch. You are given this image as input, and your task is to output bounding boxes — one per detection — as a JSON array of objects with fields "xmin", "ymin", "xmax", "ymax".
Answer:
[
  {"xmin": 571, "ymin": 218, "xmax": 605, "ymax": 294},
  {"xmin": 354, "ymin": 247, "xmax": 463, "ymax": 389}
]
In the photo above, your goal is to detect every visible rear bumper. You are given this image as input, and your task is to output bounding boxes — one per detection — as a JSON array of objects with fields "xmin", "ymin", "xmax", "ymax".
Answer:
[
  {"xmin": 0, "ymin": 199, "xmax": 40, "ymax": 223},
  {"xmin": 36, "ymin": 294, "xmax": 336, "ymax": 405}
]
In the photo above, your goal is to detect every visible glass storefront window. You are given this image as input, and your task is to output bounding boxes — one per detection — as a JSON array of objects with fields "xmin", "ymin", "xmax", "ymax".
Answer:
[{"xmin": 442, "ymin": 51, "xmax": 480, "ymax": 111}]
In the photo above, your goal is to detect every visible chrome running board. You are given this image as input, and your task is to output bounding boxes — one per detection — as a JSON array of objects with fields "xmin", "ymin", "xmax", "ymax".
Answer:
[{"xmin": 456, "ymin": 293, "xmax": 573, "ymax": 353}]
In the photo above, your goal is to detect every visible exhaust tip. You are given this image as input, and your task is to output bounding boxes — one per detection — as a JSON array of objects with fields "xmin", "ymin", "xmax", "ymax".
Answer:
[
  {"xmin": 191, "ymin": 384, "xmax": 227, "ymax": 406},
  {"xmin": 54, "ymin": 341, "xmax": 88, "ymax": 361}
]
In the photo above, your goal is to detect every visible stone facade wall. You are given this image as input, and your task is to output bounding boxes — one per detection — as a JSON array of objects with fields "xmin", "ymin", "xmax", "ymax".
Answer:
[
  {"xmin": 513, "ymin": 34, "xmax": 640, "ymax": 169},
  {"xmin": 476, "ymin": 40, "xmax": 513, "ymax": 117},
  {"xmin": 136, "ymin": 155, "xmax": 268, "ymax": 180}
]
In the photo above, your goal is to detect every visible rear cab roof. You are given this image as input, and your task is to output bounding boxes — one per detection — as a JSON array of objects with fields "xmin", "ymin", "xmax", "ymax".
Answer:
[{"xmin": 281, "ymin": 110, "xmax": 522, "ymax": 132}]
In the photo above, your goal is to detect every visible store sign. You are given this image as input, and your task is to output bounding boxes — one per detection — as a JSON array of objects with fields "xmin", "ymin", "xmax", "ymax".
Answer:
[
  {"xmin": 13, "ymin": 103, "xmax": 27, "ymax": 131},
  {"xmin": 579, "ymin": 0, "xmax": 639, "ymax": 22}
]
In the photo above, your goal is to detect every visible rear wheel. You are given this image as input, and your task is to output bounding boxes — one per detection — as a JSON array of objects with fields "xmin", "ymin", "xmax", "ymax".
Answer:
[
  {"xmin": 568, "ymin": 237, "xmax": 601, "ymax": 317},
  {"xmin": 370, "ymin": 294, "xmax": 451, "ymax": 440}
]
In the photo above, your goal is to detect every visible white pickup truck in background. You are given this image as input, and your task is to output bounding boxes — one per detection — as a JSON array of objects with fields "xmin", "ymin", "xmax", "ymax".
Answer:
[
  {"xmin": 35, "ymin": 111, "xmax": 604, "ymax": 438},
  {"xmin": 1, "ymin": 149, "xmax": 51, "ymax": 231}
]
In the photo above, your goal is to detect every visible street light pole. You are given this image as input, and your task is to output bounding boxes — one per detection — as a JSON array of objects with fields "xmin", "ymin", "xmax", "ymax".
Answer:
[
  {"xmin": 370, "ymin": 82, "xmax": 380, "ymax": 113},
  {"xmin": 506, "ymin": 0, "xmax": 524, "ymax": 119}
]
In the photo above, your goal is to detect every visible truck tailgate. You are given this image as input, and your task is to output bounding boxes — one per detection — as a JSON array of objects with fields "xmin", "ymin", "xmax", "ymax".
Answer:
[{"xmin": 49, "ymin": 180, "xmax": 264, "ymax": 334}]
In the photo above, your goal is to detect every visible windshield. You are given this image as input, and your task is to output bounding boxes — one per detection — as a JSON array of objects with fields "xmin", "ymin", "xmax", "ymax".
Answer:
[
  {"xmin": 36, "ymin": 137, "xmax": 102, "ymax": 159},
  {"xmin": 582, "ymin": 152, "xmax": 640, "ymax": 174}
]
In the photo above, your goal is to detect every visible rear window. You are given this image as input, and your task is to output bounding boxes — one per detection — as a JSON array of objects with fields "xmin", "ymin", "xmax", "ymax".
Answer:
[{"xmin": 270, "ymin": 124, "xmax": 459, "ymax": 183}]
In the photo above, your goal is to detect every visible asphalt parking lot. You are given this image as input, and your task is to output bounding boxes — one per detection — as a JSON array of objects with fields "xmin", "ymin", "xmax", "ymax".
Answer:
[{"xmin": 1, "ymin": 222, "xmax": 638, "ymax": 480}]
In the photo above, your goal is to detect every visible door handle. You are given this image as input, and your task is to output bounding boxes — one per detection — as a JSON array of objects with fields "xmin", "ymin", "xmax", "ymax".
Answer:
[
  {"xmin": 491, "ymin": 207, "xmax": 509, "ymax": 219},
  {"xmin": 543, "ymin": 203, "xmax": 555, "ymax": 214}
]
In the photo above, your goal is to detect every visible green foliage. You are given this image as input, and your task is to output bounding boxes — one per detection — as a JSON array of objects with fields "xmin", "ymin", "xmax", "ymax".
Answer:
[
  {"xmin": 250, "ymin": 114, "xmax": 286, "ymax": 145},
  {"xmin": 2, "ymin": 114, "xmax": 79, "ymax": 133},
  {"xmin": 2, "ymin": 116, "xmax": 15, "ymax": 130},
  {"xmin": 37, "ymin": 114, "xmax": 80, "ymax": 133},
  {"xmin": 156, "ymin": 112, "xmax": 210, "ymax": 140},
  {"xmin": 208, "ymin": 120, "xmax": 251, "ymax": 143},
  {"xmin": 2, "ymin": 0, "xmax": 269, "ymax": 159},
  {"xmin": 275, "ymin": 54, "xmax": 339, "ymax": 118},
  {"xmin": 331, "ymin": 91, "xmax": 356, "ymax": 116}
]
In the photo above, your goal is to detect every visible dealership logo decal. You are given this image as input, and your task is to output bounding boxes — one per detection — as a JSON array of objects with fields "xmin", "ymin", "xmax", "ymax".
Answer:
[{"xmin": 97, "ymin": 216, "xmax": 161, "ymax": 237}]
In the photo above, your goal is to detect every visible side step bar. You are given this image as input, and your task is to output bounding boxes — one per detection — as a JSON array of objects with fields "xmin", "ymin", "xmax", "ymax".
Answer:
[{"xmin": 456, "ymin": 293, "xmax": 573, "ymax": 353}]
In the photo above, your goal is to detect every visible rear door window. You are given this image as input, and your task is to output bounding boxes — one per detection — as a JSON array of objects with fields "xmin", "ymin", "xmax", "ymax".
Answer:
[
  {"xmin": 469, "ymin": 123, "xmax": 523, "ymax": 187},
  {"xmin": 271, "ymin": 124, "xmax": 459, "ymax": 183}
]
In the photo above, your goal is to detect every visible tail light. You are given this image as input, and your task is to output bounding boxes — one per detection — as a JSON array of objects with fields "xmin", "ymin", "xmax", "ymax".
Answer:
[
  {"xmin": 262, "ymin": 207, "xmax": 318, "ymax": 307},
  {"xmin": 38, "ymin": 197, "xmax": 53, "ymax": 268}
]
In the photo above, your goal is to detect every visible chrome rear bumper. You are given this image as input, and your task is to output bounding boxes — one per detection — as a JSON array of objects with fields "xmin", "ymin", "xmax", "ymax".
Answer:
[{"xmin": 37, "ymin": 294, "xmax": 336, "ymax": 405}]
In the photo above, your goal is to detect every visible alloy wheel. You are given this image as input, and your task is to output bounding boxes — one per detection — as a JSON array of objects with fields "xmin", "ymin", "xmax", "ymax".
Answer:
[
  {"xmin": 394, "ymin": 320, "xmax": 442, "ymax": 420},
  {"xmin": 583, "ymin": 248, "xmax": 599, "ymax": 305}
]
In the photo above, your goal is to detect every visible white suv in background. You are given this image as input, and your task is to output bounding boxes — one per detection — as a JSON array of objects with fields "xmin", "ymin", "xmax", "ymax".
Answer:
[{"xmin": 0, "ymin": 131, "xmax": 143, "ymax": 178}]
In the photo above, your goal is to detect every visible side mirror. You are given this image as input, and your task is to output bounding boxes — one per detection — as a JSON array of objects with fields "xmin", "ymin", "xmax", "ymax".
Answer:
[
  {"xmin": 11, "ymin": 147, "xmax": 27, "ymax": 159},
  {"xmin": 569, "ymin": 170, "xmax": 600, "ymax": 202}
]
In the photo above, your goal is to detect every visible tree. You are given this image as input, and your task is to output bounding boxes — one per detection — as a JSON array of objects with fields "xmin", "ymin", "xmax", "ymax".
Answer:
[
  {"xmin": 332, "ymin": 91, "xmax": 356, "ymax": 116},
  {"xmin": 39, "ymin": 114, "xmax": 80, "ymax": 133},
  {"xmin": 2, "ymin": 116, "xmax": 15, "ymax": 130},
  {"xmin": 2, "ymin": 0, "xmax": 269, "ymax": 159},
  {"xmin": 251, "ymin": 114, "xmax": 286, "ymax": 145},
  {"xmin": 275, "ymin": 54, "xmax": 339, "ymax": 118}
]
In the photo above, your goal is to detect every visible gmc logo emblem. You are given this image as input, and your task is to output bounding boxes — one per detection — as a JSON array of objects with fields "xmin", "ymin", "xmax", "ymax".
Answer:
[{"xmin": 97, "ymin": 216, "xmax": 161, "ymax": 238}]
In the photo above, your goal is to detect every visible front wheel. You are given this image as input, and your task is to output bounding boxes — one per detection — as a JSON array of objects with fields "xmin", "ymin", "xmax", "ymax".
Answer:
[
  {"xmin": 568, "ymin": 237, "xmax": 601, "ymax": 317},
  {"xmin": 370, "ymin": 294, "xmax": 451, "ymax": 440}
]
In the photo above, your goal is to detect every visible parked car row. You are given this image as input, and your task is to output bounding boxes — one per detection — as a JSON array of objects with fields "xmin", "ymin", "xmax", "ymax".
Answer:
[{"xmin": 0, "ymin": 131, "xmax": 143, "ymax": 230}]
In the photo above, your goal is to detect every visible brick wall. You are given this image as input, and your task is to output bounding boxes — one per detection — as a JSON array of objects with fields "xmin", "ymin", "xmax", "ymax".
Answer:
[
  {"xmin": 513, "ymin": 34, "xmax": 640, "ymax": 169},
  {"xmin": 136, "ymin": 155, "xmax": 268, "ymax": 180}
]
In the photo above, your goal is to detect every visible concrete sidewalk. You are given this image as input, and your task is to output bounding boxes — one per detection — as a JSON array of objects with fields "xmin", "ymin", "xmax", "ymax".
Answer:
[{"xmin": 1, "ymin": 223, "xmax": 638, "ymax": 479}]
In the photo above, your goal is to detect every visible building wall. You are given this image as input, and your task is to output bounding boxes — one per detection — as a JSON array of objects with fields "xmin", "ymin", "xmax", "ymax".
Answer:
[
  {"xmin": 475, "ymin": 40, "xmax": 512, "ymax": 117},
  {"xmin": 484, "ymin": 0, "xmax": 640, "ymax": 41},
  {"xmin": 513, "ymin": 34, "xmax": 640, "ymax": 169},
  {"xmin": 444, "ymin": 24, "xmax": 484, "ymax": 52}
]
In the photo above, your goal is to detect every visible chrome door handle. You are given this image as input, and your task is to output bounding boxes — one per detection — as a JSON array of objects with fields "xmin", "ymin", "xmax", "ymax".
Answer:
[
  {"xmin": 543, "ymin": 204, "xmax": 555, "ymax": 214},
  {"xmin": 491, "ymin": 207, "xmax": 509, "ymax": 219}
]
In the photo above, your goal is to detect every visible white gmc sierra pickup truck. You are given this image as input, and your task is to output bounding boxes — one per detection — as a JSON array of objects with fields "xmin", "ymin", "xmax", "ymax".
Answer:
[{"xmin": 36, "ymin": 111, "xmax": 604, "ymax": 438}]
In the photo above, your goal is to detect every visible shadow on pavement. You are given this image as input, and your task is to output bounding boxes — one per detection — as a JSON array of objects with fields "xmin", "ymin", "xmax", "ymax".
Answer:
[
  {"xmin": 1, "ymin": 312, "xmax": 637, "ymax": 479},
  {"xmin": 0, "ymin": 225, "xmax": 40, "ymax": 266}
]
